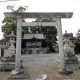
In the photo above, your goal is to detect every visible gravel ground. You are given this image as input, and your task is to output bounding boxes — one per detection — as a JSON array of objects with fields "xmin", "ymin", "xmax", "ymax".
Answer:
[
  {"xmin": 0, "ymin": 64, "xmax": 80, "ymax": 80},
  {"xmin": 0, "ymin": 53, "xmax": 80, "ymax": 80}
]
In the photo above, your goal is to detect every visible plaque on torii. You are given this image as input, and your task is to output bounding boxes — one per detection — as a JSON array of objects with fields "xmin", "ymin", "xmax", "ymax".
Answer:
[{"xmin": 4, "ymin": 12, "xmax": 73, "ymax": 75}]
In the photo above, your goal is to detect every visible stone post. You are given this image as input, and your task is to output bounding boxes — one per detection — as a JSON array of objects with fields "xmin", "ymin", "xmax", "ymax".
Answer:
[
  {"xmin": 56, "ymin": 17, "xmax": 65, "ymax": 71},
  {"xmin": 15, "ymin": 16, "xmax": 22, "ymax": 70}
]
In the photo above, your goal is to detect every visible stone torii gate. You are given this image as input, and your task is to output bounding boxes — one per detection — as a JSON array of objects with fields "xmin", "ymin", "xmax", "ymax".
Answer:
[{"xmin": 4, "ymin": 12, "xmax": 73, "ymax": 74}]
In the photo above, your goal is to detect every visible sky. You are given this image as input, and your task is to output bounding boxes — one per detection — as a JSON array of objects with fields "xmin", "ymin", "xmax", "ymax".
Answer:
[{"xmin": 0, "ymin": 0, "xmax": 80, "ymax": 39}]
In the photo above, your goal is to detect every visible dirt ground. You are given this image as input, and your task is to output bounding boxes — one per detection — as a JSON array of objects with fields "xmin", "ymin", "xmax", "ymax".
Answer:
[
  {"xmin": 46, "ymin": 65, "xmax": 80, "ymax": 80},
  {"xmin": 23, "ymin": 64, "xmax": 80, "ymax": 80},
  {"xmin": 0, "ymin": 64, "xmax": 80, "ymax": 80},
  {"xmin": 0, "ymin": 54, "xmax": 80, "ymax": 80},
  {"xmin": 0, "ymin": 72, "xmax": 9, "ymax": 80}
]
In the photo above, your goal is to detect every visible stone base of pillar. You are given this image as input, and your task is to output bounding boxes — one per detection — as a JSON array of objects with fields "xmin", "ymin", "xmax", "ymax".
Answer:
[
  {"xmin": 7, "ymin": 69, "xmax": 28, "ymax": 80},
  {"xmin": 0, "ymin": 56, "xmax": 15, "ymax": 72},
  {"xmin": 65, "ymin": 62, "xmax": 80, "ymax": 70},
  {"xmin": 10, "ymin": 69, "xmax": 23, "ymax": 75},
  {"xmin": 64, "ymin": 51, "xmax": 80, "ymax": 69},
  {"xmin": 58, "ymin": 68, "xmax": 73, "ymax": 75}
]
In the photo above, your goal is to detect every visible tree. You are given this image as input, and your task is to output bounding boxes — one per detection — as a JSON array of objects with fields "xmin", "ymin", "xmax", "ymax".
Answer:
[
  {"xmin": 2, "ymin": 17, "xmax": 17, "ymax": 37},
  {"xmin": 2, "ymin": 5, "xmax": 29, "ymax": 37},
  {"xmin": 2, "ymin": 6, "xmax": 57, "ymax": 52},
  {"xmin": 30, "ymin": 18, "xmax": 57, "ymax": 52},
  {"xmin": 75, "ymin": 29, "xmax": 80, "ymax": 54}
]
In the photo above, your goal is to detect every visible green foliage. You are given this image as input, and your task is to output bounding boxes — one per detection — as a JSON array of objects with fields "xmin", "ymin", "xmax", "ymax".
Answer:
[
  {"xmin": 30, "ymin": 19, "xmax": 57, "ymax": 52},
  {"xmin": 45, "ymin": 47, "xmax": 50, "ymax": 54},
  {"xmin": 2, "ymin": 6, "xmax": 57, "ymax": 52},
  {"xmin": 7, "ymin": 5, "xmax": 27, "ymax": 12},
  {"xmin": 75, "ymin": 29, "xmax": 80, "ymax": 43},
  {"xmin": 16, "ymin": 6, "xmax": 26, "ymax": 12},
  {"xmin": 75, "ymin": 29, "xmax": 80, "ymax": 54},
  {"xmin": 2, "ymin": 18, "xmax": 17, "ymax": 37},
  {"xmin": 2, "ymin": 5, "xmax": 27, "ymax": 37}
]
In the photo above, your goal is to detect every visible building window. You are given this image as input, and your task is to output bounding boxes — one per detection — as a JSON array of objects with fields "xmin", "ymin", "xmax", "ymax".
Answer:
[
  {"xmin": 32, "ymin": 42, "xmax": 37, "ymax": 46},
  {"xmin": 37, "ymin": 42, "xmax": 41, "ymax": 46},
  {"xmin": 26, "ymin": 42, "xmax": 31, "ymax": 46}
]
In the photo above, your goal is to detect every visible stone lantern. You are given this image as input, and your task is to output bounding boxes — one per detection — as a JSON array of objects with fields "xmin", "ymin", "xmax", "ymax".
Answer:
[
  {"xmin": 0, "ymin": 31, "xmax": 16, "ymax": 71},
  {"xmin": 7, "ymin": 31, "xmax": 16, "ymax": 57},
  {"xmin": 63, "ymin": 31, "xmax": 74, "ymax": 55},
  {"xmin": 63, "ymin": 30, "xmax": 79, "ymax": 69}
]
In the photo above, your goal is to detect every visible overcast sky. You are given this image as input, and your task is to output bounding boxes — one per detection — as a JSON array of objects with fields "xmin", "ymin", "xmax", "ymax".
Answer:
[{"xmin": 0, "ymin": 0, "xmax": 80, "ymax": 39}]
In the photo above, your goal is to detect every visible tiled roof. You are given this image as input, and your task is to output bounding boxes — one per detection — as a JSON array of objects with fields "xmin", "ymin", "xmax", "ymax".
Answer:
[{"xmin": 23, "ymin": 33, "xmax": 45, "ymax": 39}]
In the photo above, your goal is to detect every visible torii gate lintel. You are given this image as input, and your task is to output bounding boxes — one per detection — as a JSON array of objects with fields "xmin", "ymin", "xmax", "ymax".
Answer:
[{"xmin": 4, "ymin": 12, "xmax": 73, "ymax": 18}]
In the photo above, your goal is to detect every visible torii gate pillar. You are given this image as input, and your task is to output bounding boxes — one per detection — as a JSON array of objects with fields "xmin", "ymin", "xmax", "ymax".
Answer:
[
  {"xmin": 57, "ymin": 17, "xmax": 65, "ymax": 71},
  {"xmin": 15, "ymin": 16, "xmax": 22, "ymax": 71},
  {"xmin": 4, "ymin": 12, "xmax": 73, "ymax": 75}
]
